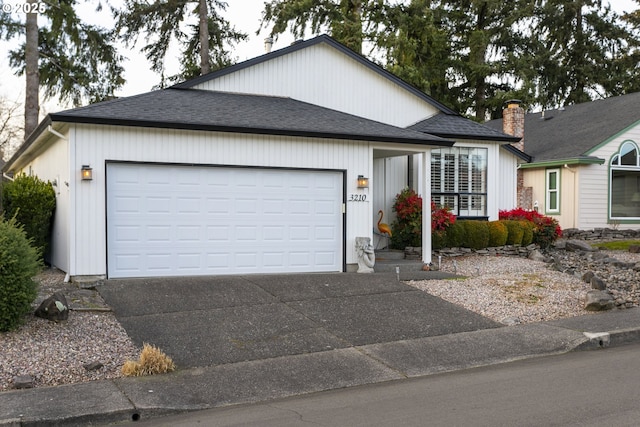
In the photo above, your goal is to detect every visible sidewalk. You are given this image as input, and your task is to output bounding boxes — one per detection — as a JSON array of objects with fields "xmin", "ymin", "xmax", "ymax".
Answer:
[{"xmin": 3, "ymin": 307, "xmax": 640, "ymax": 426}]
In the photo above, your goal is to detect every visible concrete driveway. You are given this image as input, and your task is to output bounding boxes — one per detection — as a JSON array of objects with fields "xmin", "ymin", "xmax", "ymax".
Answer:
[{"xmin": 98, "ymin": 273, "xmax": 502, "ymax": 369}]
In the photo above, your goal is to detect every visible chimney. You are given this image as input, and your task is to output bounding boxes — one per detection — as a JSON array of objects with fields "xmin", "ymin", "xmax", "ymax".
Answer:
[
  {"xmin": 264, "ymin": 37, "xmax": 273, "ymax": 53},
  {"xmin": 503, "ymin": 99, "xmax": 524, "ymax": 152}
]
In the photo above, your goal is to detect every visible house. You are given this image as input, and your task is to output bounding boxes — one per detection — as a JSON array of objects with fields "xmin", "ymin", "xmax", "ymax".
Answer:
[
  {"xmin": 486, "ymin": 92, "xmax": 640, "ymax": 231},
  {"xmin": 2, "ymin": 35, "xmax": 520, "ymax": 280}
]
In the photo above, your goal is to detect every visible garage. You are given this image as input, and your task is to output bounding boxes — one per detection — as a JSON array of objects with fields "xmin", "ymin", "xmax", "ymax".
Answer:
[{"xmin": 106, "ymin": 163, "xmax": 344, "ymax": 278}]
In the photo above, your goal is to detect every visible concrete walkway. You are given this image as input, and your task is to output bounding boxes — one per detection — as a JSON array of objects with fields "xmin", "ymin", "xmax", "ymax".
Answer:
[{"xmin": 2, "ymin": 272, "xmax": 640, "ymax": 426}]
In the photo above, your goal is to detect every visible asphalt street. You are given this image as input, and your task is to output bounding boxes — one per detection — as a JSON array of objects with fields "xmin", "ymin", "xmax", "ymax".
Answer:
[{"xmin": 131, "ymin": 343, "xmax": 640, "ymax": 427}]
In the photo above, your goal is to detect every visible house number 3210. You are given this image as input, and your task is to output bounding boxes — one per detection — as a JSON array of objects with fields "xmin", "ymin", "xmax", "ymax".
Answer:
[{"xmin": 348, "ymin": 194, "xmax": 367, "ymax": 202}]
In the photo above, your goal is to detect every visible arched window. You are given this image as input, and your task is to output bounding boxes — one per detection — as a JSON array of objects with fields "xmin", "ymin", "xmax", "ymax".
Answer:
[{"xmin": 610, "ymin": 141, "xmax": 640, "ymax": 219}]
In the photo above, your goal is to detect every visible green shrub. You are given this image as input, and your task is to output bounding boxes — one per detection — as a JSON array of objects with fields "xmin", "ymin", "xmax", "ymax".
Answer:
[
  {"xmin": 432, "ymin": 230, "xmax": 447, "ymax": 250},
  {"xmin": 0, "ymin": 217, "xmax": 41, "ymax": 332},
  {"xmin": 445, "ymin": 221, "xmax": 466, "ymax": 248},
  {"xmin": 462, "ymin": 220, "xmax": 490, "ymax": 249},
  {"xmin": 503, "ymin": 220, "xmax": 524, "ymax": 245},
  {"xmin": 487, "ymin": 221, "xmax": 508, "ymax": 247},
  {"xmin": 2, "ymin": 175, "xmax": 56, "ymax": 260},
  {"xmin": 520, "ymin": 220, "xmax": 535, "ymax": 245}
]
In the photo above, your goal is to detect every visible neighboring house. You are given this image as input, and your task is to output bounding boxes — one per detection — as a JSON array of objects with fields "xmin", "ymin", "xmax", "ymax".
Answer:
[
  {"xmin": 486, "ymin": 92, "xmax": 640, "ymax": 231},
  {"xmin": 2, "ymin": 35, "xmax": 519, "ymax": 280}
]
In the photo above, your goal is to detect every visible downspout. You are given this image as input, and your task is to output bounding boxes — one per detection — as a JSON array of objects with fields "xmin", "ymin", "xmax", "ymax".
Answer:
[{"xmin": 564, "ymin": 164, "xmax": 577, "ymax": 228}]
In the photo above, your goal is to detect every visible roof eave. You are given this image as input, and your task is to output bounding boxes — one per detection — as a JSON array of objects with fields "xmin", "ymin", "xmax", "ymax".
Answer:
[
  {"xmin": 2, "ymin": 116, "xmax": 53, "ymax": 173},
  {"xmin": 431, "ymin": 132, "xmax": 522, "ymax": 143},
  {"xmin": 519, "ymin": 157, "xmax": 605, "ymax": 169},
  {"xmin": 49, "ymin": 115, "xmax": 454, "ymax": 147},
  {"xmin": 500, "ymin": 144, "xmax": 532, "ymax": 162}
]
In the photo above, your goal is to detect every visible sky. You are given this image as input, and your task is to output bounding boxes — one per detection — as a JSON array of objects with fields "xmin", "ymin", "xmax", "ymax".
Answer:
[{"xmin": 0, "ymin": 0, "xmax": 638, "ymax": 115}]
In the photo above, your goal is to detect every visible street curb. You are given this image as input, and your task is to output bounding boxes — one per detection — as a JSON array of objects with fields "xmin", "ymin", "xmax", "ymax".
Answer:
[
  {"xmin": 4, "ymin": 323, "xmax": 640, "ymax": 426},
  {"xmin": 574, "ymin": 327, "xmax": 640, "ymax": 351}
]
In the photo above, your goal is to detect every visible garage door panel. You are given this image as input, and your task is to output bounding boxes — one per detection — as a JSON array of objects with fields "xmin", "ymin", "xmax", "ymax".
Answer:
[{"xmin": 107, "ymin": 164, "xmax": 343, "ymax": 278}]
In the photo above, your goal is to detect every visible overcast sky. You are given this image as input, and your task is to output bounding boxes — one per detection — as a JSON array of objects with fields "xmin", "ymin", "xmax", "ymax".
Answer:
[{"xmin": 0, "ymin": 0, "xmax": 637, "ymax": 113}]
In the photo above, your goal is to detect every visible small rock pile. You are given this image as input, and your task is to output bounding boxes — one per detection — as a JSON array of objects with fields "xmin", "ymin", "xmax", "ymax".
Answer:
[{"xmin": 546, "ymin": 239, "xmax": 640, "ymax": 311}]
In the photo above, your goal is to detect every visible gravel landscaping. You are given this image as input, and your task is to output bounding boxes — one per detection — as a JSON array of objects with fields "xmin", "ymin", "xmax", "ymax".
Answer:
[{"xmin": 2, "ymin": 246, "xmax": 639, "ymax": 391}]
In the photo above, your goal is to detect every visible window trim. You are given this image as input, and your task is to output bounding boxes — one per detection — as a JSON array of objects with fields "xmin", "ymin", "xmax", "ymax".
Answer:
[
  {"xmin": 431, "ymin": 146, "xmax": 488, "ymax": 218},
  {"xmin": 545, "ymin": 168, "xmax": 560, "ymax": 214},
  {"xmin": 609, "ymin": 140, "xmax": 640, "ymax": 222}
]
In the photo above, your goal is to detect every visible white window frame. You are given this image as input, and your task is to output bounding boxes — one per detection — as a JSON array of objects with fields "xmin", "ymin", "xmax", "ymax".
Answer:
[{"xmin": 546, "ymin": 168, "xmax": 560, "ymax": 214}]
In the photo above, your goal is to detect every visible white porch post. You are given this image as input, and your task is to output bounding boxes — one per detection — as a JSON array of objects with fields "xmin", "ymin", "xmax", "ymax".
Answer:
[{"xmin": 420, "ymin": 149, "xmax": 432, "ymax": 265}]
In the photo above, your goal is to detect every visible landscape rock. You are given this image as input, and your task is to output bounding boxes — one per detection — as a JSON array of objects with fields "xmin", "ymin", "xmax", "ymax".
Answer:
[
  {"xmin": 585, "ymin": 290, "xmax": 615, "ymax": 311},
  {"xmin": 34, "ymin": 292, "xmax": 69, "ymax": 321},
  {"xmin": 83, "ymin": 361, "xmax": 104, "ymax": 371},
  {"xmin": 590, "ymin": 276, "xmax": 606, "ymax": 290},
  {"xmin": 528, "ymin": 249, "xmax": 545, "ymax": 262},
  {"xmin": 582, "ymin": 271, "xmax": 595, "ymax": 283},
  {"xmin": 628, "ymin": 245, "xmax": 640, "ymax": 254},
  {"xmin": 500, "ymin": 316, "xmax": 521, "ymax": 326},
  {"xmin": 565, "ymin": 239, "xmax": 595, "ymax": 252},
  {"xmin": 13, "ymin": 375, "xmax": 34, "ymax": 389}
]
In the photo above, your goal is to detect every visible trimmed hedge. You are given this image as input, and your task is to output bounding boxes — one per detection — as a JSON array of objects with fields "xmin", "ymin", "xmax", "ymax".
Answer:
[
  {"xmin": 445, "ymin": 221, "xmax": 466, "ymax": 248},
  {"xmin": 487, "ymin": 221, "xmax": 508, "ymax": 247},
  {"xmin": 502, "ymin": 220, "xmax": 525, "ymax": 245},
  {"xmin": 0, "ymin": 217, "xmax": 41, "ymax": 332},
  {"xmin": 461, "ymin": 220, "xmax": 490, "ymax": 249},
  {"xmin": 520, "ymin": 220, "xmax": 535, "ymax": 246}
]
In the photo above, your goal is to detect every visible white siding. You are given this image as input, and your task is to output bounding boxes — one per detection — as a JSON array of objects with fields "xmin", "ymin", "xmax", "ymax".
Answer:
[
  {"xmin": 372, "ymin": 156, "xmax": 408, "ymax": 247},
  {"xmin": 15, "ymin": 132, "xmax": 70, "ymax": 273},
  {"xmin": 192, "ymin": 43, "xmax": 439, "ymax": 127},
  {"xmin": 497, "ymin": 147, "xmax": 518, "ymax": 212},
  {"xmin": 70, "ymin": 124, "xmax": 373, "ymax": 276}
]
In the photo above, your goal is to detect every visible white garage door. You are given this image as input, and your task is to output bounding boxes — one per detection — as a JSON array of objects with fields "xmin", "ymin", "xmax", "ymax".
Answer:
[{"xmin": 107, "ymin": 163, "xmax": 344, "ymax": 278}]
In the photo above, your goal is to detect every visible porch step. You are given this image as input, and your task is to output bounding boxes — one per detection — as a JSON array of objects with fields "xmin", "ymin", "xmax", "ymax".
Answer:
[
  {"xmin": 373, "ymin": 258, "xmax": 424, "ymax": 273},
  {"xmin": 374, "ymin": 249, "xmax": 406, "ymax": 261}
]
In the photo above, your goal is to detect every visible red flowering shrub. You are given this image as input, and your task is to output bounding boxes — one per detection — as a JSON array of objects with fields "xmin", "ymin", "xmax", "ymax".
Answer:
[
  {"xmin": 499, "ymin": 208, "xmax": 562, "ymax": 248},
  {"xmin": 431, "ymin": 201, "xmax": 456, "ymax": 232},
  {"xmin": 390, "ymin": 188, "xmax": 423, "ymax": 248},
  {"xmin": 389, "ymin": 188, "xmax": 457, "ymax": 249}
]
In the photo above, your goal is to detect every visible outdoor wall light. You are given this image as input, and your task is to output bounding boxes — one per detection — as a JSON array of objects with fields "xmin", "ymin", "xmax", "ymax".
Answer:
[
  {"xmin": 357, "ymin": 175, "xmax": 369, "ymax": 188},
  {"xmin": 81, "ymin": 165, "xmax": 93, "ymax": 181}
]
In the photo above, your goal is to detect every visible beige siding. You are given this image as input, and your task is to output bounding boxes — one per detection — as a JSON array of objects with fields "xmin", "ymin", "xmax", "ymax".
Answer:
[
  {"xmin": 192, "ymin": 43, "xmax": 439, "ymax": 127},
  {"xmin": 69, "ymin": 124, "xmax": 375, "ymax": 276},
  {"xmin": 582, "ymin": 124, "xmax": 640, "ymax": 230}
]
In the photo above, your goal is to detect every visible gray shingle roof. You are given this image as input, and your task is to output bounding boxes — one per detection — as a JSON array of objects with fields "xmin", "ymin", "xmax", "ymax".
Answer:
[
  {"xmin": 409, "ymin": 113, "xmax": 520, "ymax": 142},
  {"xmin": 485, "ymin": 92, "xmax": 640, "ymax": 162},
  {"xmin": 50, "ymin": 88, "xmax": 452, "ymax": 145}
]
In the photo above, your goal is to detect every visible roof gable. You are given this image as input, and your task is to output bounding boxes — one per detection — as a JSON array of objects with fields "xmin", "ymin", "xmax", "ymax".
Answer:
[{"xmin": 174, "ymin": 35, "xmax": 457, "ymax": 116}]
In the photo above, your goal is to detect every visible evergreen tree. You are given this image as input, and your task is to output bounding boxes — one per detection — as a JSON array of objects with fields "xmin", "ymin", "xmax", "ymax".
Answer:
[
  {"xmin": 443, "ymin": 0, "xmax": 533, "ymax": 120},
  {"xmin": 261, "ymin": 0, "xmax": 383, "ymax": 54},
  {"xmin": 114, "ymin": 0, "xmax": 247, "ymax": 84},
  {"xmin": 529, "ymin": 0, "xmax": 639, "ymax": 108},
  {"xmin": 374, "ymin": 0, "xmax": 454, "ymax": 108},
  {"xmin": 1, "ymin": 0, "xmax": 126, "ymax": 138}
]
